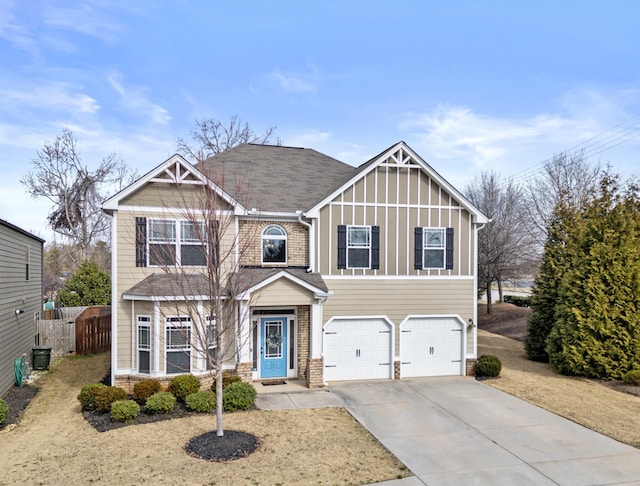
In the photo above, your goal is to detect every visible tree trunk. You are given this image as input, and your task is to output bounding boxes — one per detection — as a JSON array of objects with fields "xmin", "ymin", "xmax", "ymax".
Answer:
[
  {"xmin": 485, "ymin": 281, "xmax": 492, "ymax": 315},
  {"xmin": 215, "ymin": 369, "xmax": 223, "ymax": 436},
  {"xmin": 497, "ymin": 278, "xmax": 503, "ymax": 303}
]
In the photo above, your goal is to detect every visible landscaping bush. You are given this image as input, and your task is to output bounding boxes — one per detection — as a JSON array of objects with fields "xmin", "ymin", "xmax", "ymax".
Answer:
[
  {"xmin": 221, "ymin": 382, "xmax": 257, "ymax": 411},
  {"xmin": 211, "ymin": 375, "xmax": 242, "ymax": 392},
  {"xmin": 167, "ymin": 374, "xmax": 200, "ymax": 402},
  {"xmin": 0, "ymin": 397, "xmax": 8, "ymax": 425},
  {"xmin": 503, "ymin": 295, "xmax": 532, "ymax": 307},
  {"xmin": 476, "ymin": 354, "xmax": 502, "ymax": 378},
  {"xmin": 94, "ymin": 386, "xmax": 128, "ymax": 413},
  {"xmin": 185, "ymin": 390, "xmax": 216, "ymax": 413},
  {"xmin": 623, "ymin": 369, "xmax": 640, "ymax": 386},
  {"xmin": 77, "ymin": 383, "xmax": 106, "ymax": 411},
  {"xmin": 145, "ymin": 392, "xmax": 176, "ymax": 414},
  {"xmin": 132, "ymin": 379, "xmax": 162, "ymax": 405},
  {"xmin": 110, "ymin": 400, "xmax": 140, "ymax": 422}
]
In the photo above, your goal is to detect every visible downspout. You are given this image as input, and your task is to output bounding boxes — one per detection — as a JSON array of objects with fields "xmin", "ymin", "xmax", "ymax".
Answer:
[{"xmin": 296, "ymin": 211, "xmax": 314, "ymax": 273}]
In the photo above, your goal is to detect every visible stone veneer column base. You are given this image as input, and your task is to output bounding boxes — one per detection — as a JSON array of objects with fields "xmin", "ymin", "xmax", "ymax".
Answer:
[
  {"xmin": 394, "ymin": 360, "xmax": 401, "ymax": 380},
  {"xmin": 235, "ymin": 362, "xmax": 253, "ymax": 383},
  {"xmin": 307, "ymin": 358, "xmax": 324, "ymax": 388},
  {"xmin": 466, "ymin": 358, "xmax": 477, "ymax": 376}
]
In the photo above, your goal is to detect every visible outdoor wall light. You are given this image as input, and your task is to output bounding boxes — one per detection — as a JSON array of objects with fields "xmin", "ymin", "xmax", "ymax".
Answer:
[
  {"xmin": 15, "ymin": 309, "xmax": 25, "ymax": 315},
  {"xmin": 468, "ymin": 318, "xmax": 475, "ymax": 327}
]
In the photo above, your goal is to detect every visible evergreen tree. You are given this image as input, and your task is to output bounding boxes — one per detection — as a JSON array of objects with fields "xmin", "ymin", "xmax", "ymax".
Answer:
[
  {"xmin": 57, "ymin": 260, "xmax": 111, "ymax": 307},
  {"xmin": 546, "ymin": 174, "xmax": 640, "ymax": 379},
  {"xmin": 524, "ymin": 200, "xmax": 579, "ymax": 362}
]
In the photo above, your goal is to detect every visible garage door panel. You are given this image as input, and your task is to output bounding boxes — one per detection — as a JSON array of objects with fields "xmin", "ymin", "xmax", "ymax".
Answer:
[
  {"xmin": 401, "ymin": 317, "xmax": 463, "ymax": 378},
  {"xmin": 324, "ymin": 318, "xmax": 392, "ymax": 382}
]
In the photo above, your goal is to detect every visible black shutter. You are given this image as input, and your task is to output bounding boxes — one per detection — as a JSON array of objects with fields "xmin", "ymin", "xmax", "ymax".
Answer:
[
  {"xmin": 337, "ymin": 225, "xmax": 346, "ymax": 269},
  {"xmin": 371, "ymin": 226, "xmax": 380, "ymax": 270},
  {"xmin": 414, "ymin": 227, "xmax": 423, "ymax": 270},
  {"xmin": 135, "ymin": 217, "xmax": 147, "ymax": 267},
  {"xmin": 210, "ymin": 220, "xmax": 219, "ymax": 266},
  {"xmin": 445, "ymin": 227, "xmax": 454, "ymax": 270}
]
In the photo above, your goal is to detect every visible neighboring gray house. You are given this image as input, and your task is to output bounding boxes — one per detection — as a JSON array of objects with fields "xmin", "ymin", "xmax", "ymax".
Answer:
[{"xmin": 0, "ymin": 219, "xmax": 44, "ymax": 396}]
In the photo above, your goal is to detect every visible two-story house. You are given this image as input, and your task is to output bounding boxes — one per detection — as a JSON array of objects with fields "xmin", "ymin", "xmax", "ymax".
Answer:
[{"xmin": 103, "ymin": 141, "xmax": 488, "ymax": 390}]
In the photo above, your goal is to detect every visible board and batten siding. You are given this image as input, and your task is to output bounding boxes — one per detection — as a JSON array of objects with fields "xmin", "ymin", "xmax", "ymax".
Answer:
[
  {"xmin": 0, "ymin": 222, "xmax": 43, "ymax": 395},
  {"xmin": 315, "ymin": 163, "xmax": 474, "ymax": 277},
  {"xmin": 322, "ymin": 278, "xmax": 475, "ymax": 356}
]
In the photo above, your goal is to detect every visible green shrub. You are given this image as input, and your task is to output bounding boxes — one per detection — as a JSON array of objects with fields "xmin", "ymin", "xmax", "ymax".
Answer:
[
  {"xmin": 77, "ymin": 383, "xmax": 106, "ymax": 411},
  {"xmin": 145, "ymin": 392, "xmax": 176, "ymax": 414},
  {"xmin": 221, "ymin": 382, "xmax": 257, "ymax": 411},
  {"xmin": 503, "ymin": 295, "xmax": 532, "ymax": 307},
  {"xmin": 185, "ymin": 390, "xmax": 216, "ymax": 413},
  {"xmin": 211, "ymin": 375, "xmax": 242, "ymax": 392},
  {"xmin": 110, "ymin": 400, "xmax": 140, "ymax": 422},
  {"xmin": 476, "ymin": 354, "xmax": 502, "ymax": 378},
  {"xmin": 0, "ymin": 398, "xmax": 8, "ymax": 425},
  {"xmin": 623, "ymin": 369, "xmax": 640, "ymax": 386},
  {"xmin": 167, "ymin": 374, "xmax": 201, "ymax": 402},
  {"xmin": 94, "ymin": 386, "xmax": 128, "ymax": 413},
  {"xmin": 132, "ymin": 379, "xmax": 162, "ymax": 405}
]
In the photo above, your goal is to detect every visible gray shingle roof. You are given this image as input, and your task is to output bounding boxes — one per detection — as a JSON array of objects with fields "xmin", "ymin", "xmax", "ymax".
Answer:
[
  {"xmin": 123, "ymin": 273, "xmax": 225, "ymax": 299},
  {"xmin": 234, "ymin": 267, "xmax": 329, "ymax": 294},
  {"xmin": 197, "ymin": 144, "xmax": 356, "ymax": 212}
]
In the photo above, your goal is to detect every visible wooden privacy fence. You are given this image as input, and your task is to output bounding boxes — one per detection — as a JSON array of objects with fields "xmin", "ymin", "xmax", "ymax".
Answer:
[{"xmin": 35, "ymin": 306, "xmax": 111, "ymax": 357}]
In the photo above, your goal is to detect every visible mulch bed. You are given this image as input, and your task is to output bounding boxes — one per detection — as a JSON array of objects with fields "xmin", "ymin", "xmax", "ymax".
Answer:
[
  {"xmin": 1, "ymin": 385, "xmax": 40, "ymax": 430},
  {"xmin": 185, "ymin": 429, "xmax": 261, "ymax": 462},
  {"xmin": 82, "ymin": 402, "xmax": 197, "ymax": 432}
]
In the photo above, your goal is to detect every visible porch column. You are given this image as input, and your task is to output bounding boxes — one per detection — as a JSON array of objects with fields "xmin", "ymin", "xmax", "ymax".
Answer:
[
  {"xmin": 152, "ymin": 301, "xmax": 161, "ymax": 375},
  {"xmin": 310, "ymin": 302, "xmax": 323, "ymax": 358}
]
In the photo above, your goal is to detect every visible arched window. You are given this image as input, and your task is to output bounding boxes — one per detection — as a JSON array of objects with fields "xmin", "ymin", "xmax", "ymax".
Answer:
[{"xmin": 262, "ymin": 224, "xmax": 287, "ymax": 264}]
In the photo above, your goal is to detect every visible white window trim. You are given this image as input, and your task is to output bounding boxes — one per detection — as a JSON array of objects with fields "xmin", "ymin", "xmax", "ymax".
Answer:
[
  {"xmin": 261, "ymin": 224, "xmax": 288, "ymax": 265},
  {"xmin": 347, "ymin": 225, "xmax": 371, "ymax": 269},
  {"xmin": 165, "ymin": 316, "xmax": 192, "ymax": 374},
  {"xmin": 137, "ymin": 315, "xmax": 151, "ymax": 374},
  {"xmin": 148, "ymin": 218, "xmax": 207, "ymax": 268},
  {"xmin": 423, "ymin": 227, "xmax": 446, "ymax": 269}
]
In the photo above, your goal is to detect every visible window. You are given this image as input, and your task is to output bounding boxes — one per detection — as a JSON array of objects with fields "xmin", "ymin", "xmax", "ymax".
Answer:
[
  {"xmin": 347, "ymin": 226, "xmax": 371, "ymax": 268},
  {"xmin": 25, "ymin": 246, "xmax": 30, "ymax": 281},
  {"xmin": 262, "ymin": 224, "xmax": 287, "ymax": 264},
  {"xmin": 148, "ymin": 219, "xmax": 206, "ymax": 267},
  {"xmin": 166, "ymin": 316, "xmax": 191, "ymax": 374},
  {"xmin": 205, "ymin": 315, "xmax": 216, "ymax": 370},
  {"xmin": 424, "ymin": 228, "xmax": 445, "ymax": 268},
  {"xmin": 414, "ymin": 227, "xmax": 454, "ymax": 270},
  {"xmin": 337, "ymin": 225, "xmax": 380, "ymax": 270},
  {"xmin": 137, "ymin": 316, "xmax": 151, "ymax": 374}
]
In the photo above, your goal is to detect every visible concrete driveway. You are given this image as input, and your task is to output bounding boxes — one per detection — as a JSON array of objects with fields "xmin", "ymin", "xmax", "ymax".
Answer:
[{"xmin": 329, "ymin": 377, "xmax": 640, "ymax": 486}]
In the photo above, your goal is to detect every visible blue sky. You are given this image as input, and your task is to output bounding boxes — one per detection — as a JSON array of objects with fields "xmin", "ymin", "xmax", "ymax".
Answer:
[{"xmin": 2, "ymin": 1, "xmax": 640, "ymax": 241}]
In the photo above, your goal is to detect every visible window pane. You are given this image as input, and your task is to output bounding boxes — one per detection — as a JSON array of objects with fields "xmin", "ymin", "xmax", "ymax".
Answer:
[
  {"xmin": 167, "ymin": 350, "xmax": 190, "ymax": 374},
  {"xmin": 150, "ymin": 243, "xmax": 176, "ymax": 265},
  {"xmin": 263, "ymin": 239, "xmax": 286, "ymax": 263},
  {"xmin": 348, "ymin": 248, "xmax": 370, "ymax": 268},
  {"xmin": 348, "ymin": 227, "xmax": 370, "ymax": 246},
  {"xmin": 150, "ymin": 220, "xmax": 175, "ymax": 241},
  {"xmin": 181, "ymin": 221, "xmax": 203, "ymax": 243},
  {"xmin": 264, "ymin": 225, "xmax": 286, "ymax": 236},
  {"xmin": 167, "ymin": 327, "xmax": 190, "ymax": 348},
  {"xmin": 138, "ymin": 326, "xmax": 150, "ymax": 349},
  {"xmin": 206, "ymin": 323, "xmax": 216, "ymax": 347},
  {"xmin": 424, "ymin": 249, "xmax": 444, "ymax": 268},
  {"xmin": 138, "ymin": 350, "xmax": 150, "ymax": 374},
  {"xmin": 181, "ymin": 244, "xmax": 206, "ymax": 266},
  {"xmin": 425, "ymin": 229, "xmax": 445, "ymax": 248}
]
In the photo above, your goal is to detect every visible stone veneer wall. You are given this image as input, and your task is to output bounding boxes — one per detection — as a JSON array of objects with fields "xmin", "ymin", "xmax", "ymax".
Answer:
[
  {"xmin": 235, "ymin": 362, "xmax": 253, "ymax": 383},
  {"xmin": 466, "ymin": 358, "xmax": 477, "ymax": 376},
  {"xmin": 297, "ymin": 306, "xmax": 310, "ymax": 380},
  {"xmin": 394, "ymin": 360, "xmax": 401, "ymax": 380},
  {"xmin": 307, "ymin": 358, "xmax": 324, "ymax": 388}
]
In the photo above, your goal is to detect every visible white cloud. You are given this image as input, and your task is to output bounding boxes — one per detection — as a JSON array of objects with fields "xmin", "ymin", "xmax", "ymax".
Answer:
[
  {"xmin": 0, "ymin": 83, "xmax": 101, "ymax": 115},
  {"xmin": 108, "ymin": 74, "xmax": 172, "ymax": 125},
  {"xmin": 286, "ymin": 129, "xmax": 332, "ymax": 147},
  {"xmin": 269, "ymin": 68, "xmax": 318, "ymax": 94},
  {"xmin": 42, "ymin": 2, "xmax": 124, "ymax": 45}
]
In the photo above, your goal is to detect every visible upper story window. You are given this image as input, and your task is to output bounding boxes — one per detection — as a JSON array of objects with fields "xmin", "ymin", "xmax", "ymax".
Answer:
[
  {"xmin": 414, "ymin": 227, "xmax": 454, "ymax": 270},
  {"xmin": 25, "ymin": 246, "xmax": 30, "ymax": 281},
  {"xmin": 262, "ymin": 224, "xmax": 287, "ymax": 264},
  {"xmin": 145, "ymin": 218, "xmax": 207, "ymax": 267},
  {"xmin": 337, "ymin": 225, "xmax": 380, "ymax": 270}
]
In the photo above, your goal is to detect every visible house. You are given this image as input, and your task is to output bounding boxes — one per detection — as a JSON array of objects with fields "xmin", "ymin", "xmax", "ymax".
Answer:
[
  {"xmin": 0, "ymin": 219, "xmax": 44, "ymax": 396},
  {"xmin": 103, "ymin": 141, "xmax": 488, "ymax": 390}
]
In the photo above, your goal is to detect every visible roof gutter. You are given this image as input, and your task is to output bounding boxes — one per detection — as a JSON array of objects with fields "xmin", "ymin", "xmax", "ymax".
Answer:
[{"xmin": 297, "ymin": 211, "xmax": 314, "ymax": 273}]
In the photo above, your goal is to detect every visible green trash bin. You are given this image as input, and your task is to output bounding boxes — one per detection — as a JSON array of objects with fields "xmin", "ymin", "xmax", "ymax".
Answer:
[{"xmin": 33, "ymin": 346, "xmax": 52, "ymax": 370}]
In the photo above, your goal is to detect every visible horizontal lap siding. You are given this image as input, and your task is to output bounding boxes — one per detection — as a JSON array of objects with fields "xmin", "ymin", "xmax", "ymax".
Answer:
[
  {"xmin": 323, "ymin": 278, "xmax": 474, "ymax": 355},
  {"xmin": 0, "ymin": 225, "xmax": 42, "ymax": 395}
]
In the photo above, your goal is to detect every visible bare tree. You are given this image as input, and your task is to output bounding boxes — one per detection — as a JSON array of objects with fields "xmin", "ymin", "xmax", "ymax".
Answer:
[
  {"xmin": 526, "ymin": 150, "xmax": 601, "ymax": 245},
  {"xmin": 149, "ymin": 169, "xmax": 258, "ymax": 437},
  {"xmin": 21, "ymin": 128, "xmax": 137, "ymax": 265},
  {"xmin": 177, "ymin": 115, "xmax": 280, "ymax": 163},
  {"xmin": 466, "ymin": 172, "xmax": 537, "ymax": 314}
]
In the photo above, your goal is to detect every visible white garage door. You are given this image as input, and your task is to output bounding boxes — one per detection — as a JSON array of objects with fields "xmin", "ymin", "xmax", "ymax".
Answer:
[
  {"xmin": 323, "ymin": 318, "xmax": 392, "ymax": 381},
  {"xmin": 400, "ymin": 317, "xmax": 463, "ymax": 378}
]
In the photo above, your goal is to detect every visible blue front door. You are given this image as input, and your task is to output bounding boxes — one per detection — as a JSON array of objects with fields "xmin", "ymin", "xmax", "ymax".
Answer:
[{"xmin": 261, "ymin": 317, "xmax": 287, "ymax": 378}]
